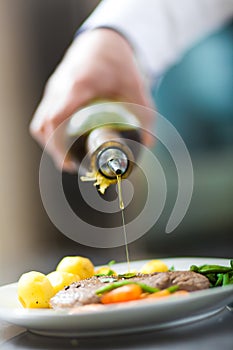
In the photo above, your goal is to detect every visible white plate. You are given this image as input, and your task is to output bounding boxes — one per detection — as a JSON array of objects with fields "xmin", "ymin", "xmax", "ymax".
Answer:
[{"xmin": 0, "ymin": 257, "xmax": 233, "ymax": 337}]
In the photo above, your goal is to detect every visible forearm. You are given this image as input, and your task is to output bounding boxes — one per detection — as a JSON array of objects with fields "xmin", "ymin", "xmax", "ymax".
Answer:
[{"xmin": 82, "ymin": 0, "xmax": 233, "ymax": 78}]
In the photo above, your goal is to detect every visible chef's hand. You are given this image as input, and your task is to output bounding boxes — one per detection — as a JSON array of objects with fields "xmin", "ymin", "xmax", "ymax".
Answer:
[{"xmin": 30, "ymin": 29, "xmax": 152, "ymax": 172}]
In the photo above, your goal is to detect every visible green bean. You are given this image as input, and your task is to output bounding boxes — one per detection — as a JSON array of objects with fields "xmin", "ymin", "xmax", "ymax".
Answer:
[
  {"xmin": 189, "ymin": 260, "xmax": 233, "ymax": 287},
  {"xmin": 198, "ymin": 265, "xmax": 232, "ymax": 274},
  {"xmin": 190, "ymin": 265, "xmax": 199, "ymax": 273},
  {"xmin": 137, "ymin": 283, "xmax": 160, "ymax": 293},
  {"xmin": 167, "ymin": 285, "xmax": 179, "ymax": 293},
  {"xmin": 96, "ymin": 281, "xmax": 132, "ymax": 295},
  {"xmin": 215, "ymin": 274, "xmax": 223, "ymax": 286},
  {"xmin": 95, "ymin": 281, "xmax": 160, "ymax": 295},
  {"xmin": 206, "ymin": 273, "xmax": 217, "ymax": 285},
  {"xmin": 223, "ymin": 273, "xmax": 230, "ymax": 286},
  {"xmin": 230, "ymin": 260, "xmax": 233, "ymax": 269}
]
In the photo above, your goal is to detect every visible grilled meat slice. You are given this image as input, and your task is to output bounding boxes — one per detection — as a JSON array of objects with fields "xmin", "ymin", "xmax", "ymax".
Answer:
[{"xmin": 50, "ymin": 271, "xmax": 209, "ymax": 310}]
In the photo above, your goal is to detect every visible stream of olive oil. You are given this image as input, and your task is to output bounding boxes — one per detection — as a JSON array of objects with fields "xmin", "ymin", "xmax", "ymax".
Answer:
[{"xmin": 116, "ymin": 175, "xmax": 131, "ymax": 272}]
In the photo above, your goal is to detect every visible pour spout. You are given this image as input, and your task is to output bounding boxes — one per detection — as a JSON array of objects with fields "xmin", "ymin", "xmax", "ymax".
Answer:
[
  {"xmin": 107, "ymin": 158, "xmax": 123, "ymax": 175},
  {"xmin": 97, "ymin": 147, "xmax": 128, "ymax": 179}
]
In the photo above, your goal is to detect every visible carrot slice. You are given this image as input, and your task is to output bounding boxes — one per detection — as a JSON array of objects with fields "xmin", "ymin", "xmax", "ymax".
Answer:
[
  {"xmin": 172, "ymin": 290, "xmax": 189, "ymax": 296},
  {"xmin": 100, "ymin": 284, "xmax": 142, "ymax": 304},
  {"xmin": 147, "ymin": 289, "xmax": 171, "ymax": 298},
  {"xmin": 147, "ymin": 289, "xmax": 189, "ymax": 299}
]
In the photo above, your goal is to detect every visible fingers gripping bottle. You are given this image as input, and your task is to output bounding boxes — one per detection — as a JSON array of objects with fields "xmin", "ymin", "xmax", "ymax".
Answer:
[{"xmin": 66, "ymin": 102, "xmax": 142, "ymax": 194}]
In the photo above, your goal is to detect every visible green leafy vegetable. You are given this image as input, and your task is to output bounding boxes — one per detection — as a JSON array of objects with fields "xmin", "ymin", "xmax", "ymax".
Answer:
[{"xmin": 190, "ymin": 260, "xmax": 233, "ymax": 287}]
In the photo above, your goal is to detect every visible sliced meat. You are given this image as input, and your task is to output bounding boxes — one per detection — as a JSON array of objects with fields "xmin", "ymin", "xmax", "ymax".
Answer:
[
  {"xmin": 50, "ymin": 276, "xmax": 103, "ymax": 309},
  {"xmin": 50, "ymin": 271, "xmax": 210, "ymax": 310},
  {"xmin": 168, "ymin": 271, "xmax": 210, "ymax": 292}
]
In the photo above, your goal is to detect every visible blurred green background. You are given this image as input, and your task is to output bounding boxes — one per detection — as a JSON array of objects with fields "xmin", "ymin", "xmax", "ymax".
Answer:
[
  {"xmin": 146, "ymin": 21, "xmax": 233, "ymax": 256},
  {"xmin": 0, "ymin": 0, "xmax": 232, "ymax": 285}
]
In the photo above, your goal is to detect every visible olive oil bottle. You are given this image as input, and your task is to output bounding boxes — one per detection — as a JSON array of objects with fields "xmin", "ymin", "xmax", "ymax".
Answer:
[{"xmin": 66, "ymin": 101, "xmax": 142, "ymax": 193}]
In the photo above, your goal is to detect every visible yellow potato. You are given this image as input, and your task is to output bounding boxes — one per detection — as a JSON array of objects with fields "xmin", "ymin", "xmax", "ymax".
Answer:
[
  {"xmin": 140, "ymin": 260, "xmax": 168, "ymax": 274},
  {"xmin": 95, "ymin": 266, "xmax": 117, "ymax": 276},
  {"xmin": 56, "ymin": 256, "xmax": 94, "ymax": 280},
  {"xmin": 47, "ymin": 271, "xmax": 80, "ymax": 294},
  {"xmin": 18, "ymin": 271, "xmax": 54, "ymax": 308}
]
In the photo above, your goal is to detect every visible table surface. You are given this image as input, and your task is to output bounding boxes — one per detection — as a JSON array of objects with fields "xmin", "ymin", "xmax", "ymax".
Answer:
[{"xmin": 1, "ymin": 306, "xmax": 233, "ymax": 350}]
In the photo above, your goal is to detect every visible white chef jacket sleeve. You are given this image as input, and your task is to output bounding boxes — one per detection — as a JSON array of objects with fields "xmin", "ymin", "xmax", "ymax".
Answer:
[{"xmin": 81, "ymin": 0, "xmax": 233, "ymax": 78}]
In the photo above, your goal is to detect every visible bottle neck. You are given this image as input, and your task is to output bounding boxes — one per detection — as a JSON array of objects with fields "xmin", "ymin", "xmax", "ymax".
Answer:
[{"xmin": 86, "ymin": 127, "xmax": 121, "ymax": 154}]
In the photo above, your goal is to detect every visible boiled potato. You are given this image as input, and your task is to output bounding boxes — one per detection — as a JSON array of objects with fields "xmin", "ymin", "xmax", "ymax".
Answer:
[
  {"xmin": 140, "ymin": 260, "xmax": 168, "ymax": 274},
  {"xmin": 18, "ymin": 271, "xmax": 54, "ymax": 308},
  {"xmin": 56, "ymin": 256, "xmax": 94, "ymax": 280},
  {"xmin": 47, "ymin": 271, "xmax": 80, "ymax": 294},
  {"xmin": 95, "ymin": 266, "xmax": 117, "ymax": 276}
]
